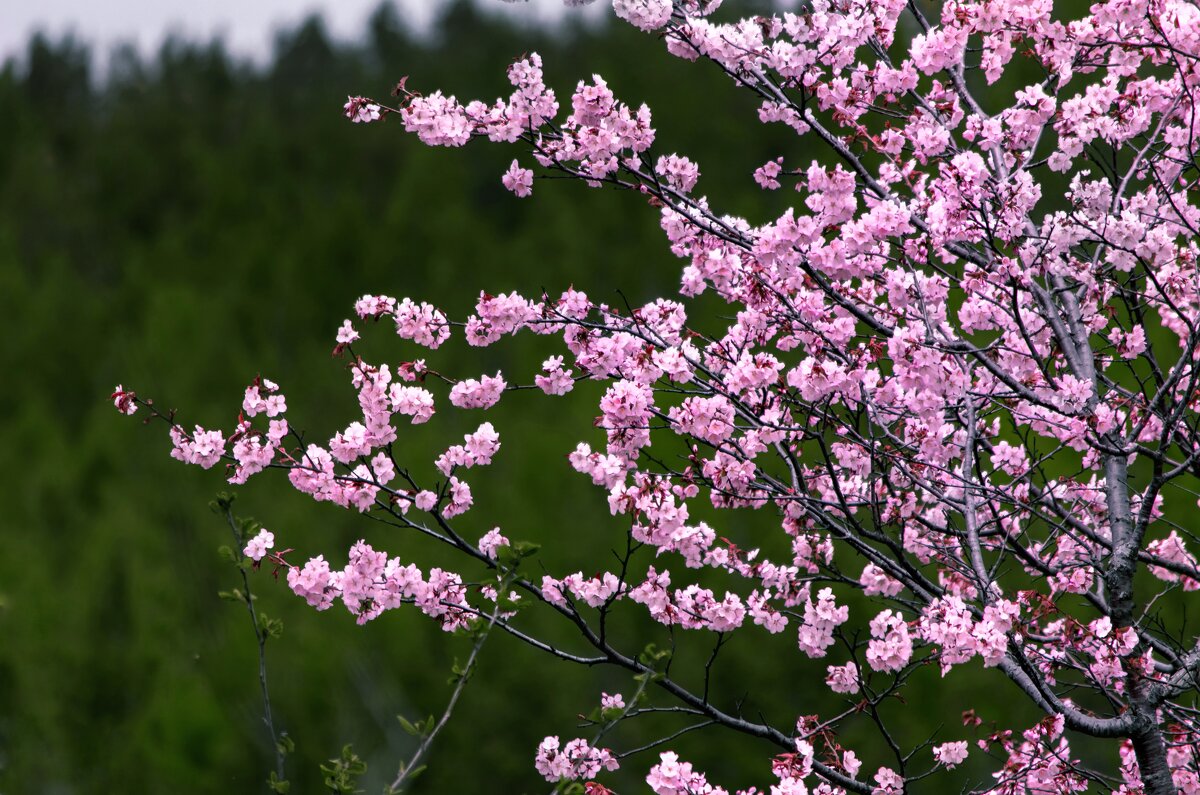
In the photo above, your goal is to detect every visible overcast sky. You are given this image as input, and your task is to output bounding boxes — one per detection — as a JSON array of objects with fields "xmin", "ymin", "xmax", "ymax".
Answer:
[{"xmin": 0, "ymin": 0, "xmax": 602, "ymax": 68}]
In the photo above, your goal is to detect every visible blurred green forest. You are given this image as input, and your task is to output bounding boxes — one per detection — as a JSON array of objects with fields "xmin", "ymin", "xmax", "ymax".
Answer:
[{"xmin": 0, "ymin": 2, "xmax": 1051, "ymax": 793}]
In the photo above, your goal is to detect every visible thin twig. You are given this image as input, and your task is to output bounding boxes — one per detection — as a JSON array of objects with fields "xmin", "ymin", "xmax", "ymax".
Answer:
[
  {"xmin": 219, "ymin": 500, "xmax": 285, "ymax": 782},
  {"xmin": 389, "ymin": 604, "xmax": 500, "ymax": 793}
]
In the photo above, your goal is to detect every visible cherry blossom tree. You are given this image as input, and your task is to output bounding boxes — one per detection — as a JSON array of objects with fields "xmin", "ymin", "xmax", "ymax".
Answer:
[{"xmin": 117, "ymin": 0, "xmax": 1200, "ymax": 792}]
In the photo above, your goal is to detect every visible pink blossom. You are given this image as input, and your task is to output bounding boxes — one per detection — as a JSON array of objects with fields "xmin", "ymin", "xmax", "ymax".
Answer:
[
  {"xmin": 501, "ymin": 159, "xmax": 534, "ymax": 197},
  {"xmin": 859, "ymin": 564, "xmax": 902, "ymax": 597},
  {"xmin": 449, "ymin": 372, "xmax": 507, "ymax": 410},
  {"xmin": 464, "ymin": 422, "xmax": 500, "ymax": 462},
  {"xmin": 872, "ymin": 767, "xmax": 903, "ymax": 795},
  {"xmin": 443, "ymin": 477, "xmax": 473, "ymax": 518},
  {"xmin": 655, "ymin": 154, "xmax": 700, "ymax": 194},
  {"xmin": 933, "ymin": 741, "xmax": 968, "ymax": 768},
  {"xmin": 535, "ymin": 355, "xmax": 575, "ymax": 395},
  {"xmin": 170, "ymin": 425, "xmax": 226, "ymax": 469},
  {"xmin": 287, "ymin": 556, "xmax": 336, "ymax": 610},
  {"xmin": 354, "ymin": 294, "xmax": 395, "ymax": 318},
  {"xmin": 111, "ymin": 385, "xmax": 137, "ymax": 415},
  {"xmin": 600, "ymin": 692, "xmax": 625, "ymax": 710},
  {"xmin": 754, "ymin": 158, "xmax": 783, "ymax": 190},
  {"xmin": 400, "ymin": 91, "xmax": 472, "ymax": 147},
  {"xmin": 369, "ymin": 452, "xmax": 395, "ymax": 485},
  {"xmin": 413, "ymin": 490, "xmax": 438, "ymax": 512},
  {"xmin": 598, "ymin": 379, "xmax": 654, "ymax": 457},
  {"xmin": 825, "ymin": 661, "xmax": 859, "ymax": 694},
  {"xmin": 668, "ymin": 394, "xmax": 735, "ymax": 445},
  {"xmin": 329, "ymin": 421, "xmax": 371, "ymax": 464},
  {"xmin": 393, "ymin": 298, "xmax": 451, "ymax": 349},
  {"xmin": 336, "ymin": 320, "xmax": 360, "ymax": 344},
  {"xmin": 534, "ymin": 736, "xmax": 619, "ymax": 782},
  {"xmin": 1146, "ymin": 532, "xmax": 1200, "ymax": 590},
  {"xmin": 797, "ymin": 588, "xmax": 849, "ymax": 658},
  {"xmin": 866, "ymin": 610, "xmax": 912, "ymax": 673},
  {"xmin": 389, "ymin": 385, "xmax": 435, "ymax": 424},
  {"xmin": 478, "ymin": 527, "xmax": 510, "ymax": 559},
  {"xmin": 435, "ymin": 422, "xmax": 500, "ymax": 475},
  {"xmin": 613, "ymin": 0, "xmax": 673, "ymax": 32},
  {"xmin": 243, "ymin": 529, "xmax": 275, "ymax": 562},
  {"xmin": 229, "ymin": 427, "xmax": 276, "ymax": 484},
  {"xmin": 646, "ymin": 752, "xmax": 720, "ymax": 795},
  {"xmin": 343, "ymin": 95, "xmax": 381, "ymax": 123}
]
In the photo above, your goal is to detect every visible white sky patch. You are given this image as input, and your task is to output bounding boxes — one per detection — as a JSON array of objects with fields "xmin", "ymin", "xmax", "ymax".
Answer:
[{"xmin": 0, "ymin": 0, "xmax": 605, "ymax": 70}]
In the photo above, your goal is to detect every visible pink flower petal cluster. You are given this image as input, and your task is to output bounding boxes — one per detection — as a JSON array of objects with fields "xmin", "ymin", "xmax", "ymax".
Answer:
[
  {"xmin": 449, "ymin": 372, "xmax": 507, "ymax": 409},
  {"xmin": 613, "ymin": 0, "xmax": 673, "ymax": 32},
  {"xmin": 646, "ymin": 752, "xmax": 725, "ymax": 795},
  {"xmin": 435, "ymin": 422, "xmax": 501, "ymax": 475},
  {"xmin": 534, "ymin": 736, "xmax": 619, "ymax": 782},
  {"xmin": 668, "ymin": 394, "xmax": 735, "ymax": 445},
  {"xmin": 287, "ymin": 540, "xmax": 471, "ymax": 628},
  {"xmin": 796, "ymin": 588, "xmax": 849, "ymax": 659},
  {"xmin": 501, "ymin": 159, "xmax": 533, "ymax": 197},
  {"xmin": 535, "ymin": 355, "xmax": 575, "ymax": 396},
  {"xmin": 111, "ymin": 385, "xmax": 137, "ymax": 415},
  {"xmin": 243, "ymin": 529, "xmax": 275, "ymax": 562},
  {"xmin": 343, "ymin": 96, "xmax": 381, "ymax": 123},
  {"xmin": 932, "ymin": 741, "xmax": 968, "ymax": 769},
  {"xmin": 865, "ymin": 610, "xmax": 913, "ymax": 673},
  {"xmin": 170, "ymin": 425, "xmax": 226, "ymax": 469},
  {"xmin": 477, "ymin": 527, "xmax": 510, "ymax": 560},
  {"xmin": 243, "ymin": 378, "xmax": 287, "ymax": 418},
  {"xmin": 465, "ymin": 291, "xmax": 538, "ymax": 346}
]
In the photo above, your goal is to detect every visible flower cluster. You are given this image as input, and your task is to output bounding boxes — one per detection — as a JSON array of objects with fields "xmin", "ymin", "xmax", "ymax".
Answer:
[
  {"xmin": 534, "ymin": 736, "xmax": 619, "ymax": 782},
  {"xmin": 287, "ymin": 540, "xmax": 472, "ymax": 629}
]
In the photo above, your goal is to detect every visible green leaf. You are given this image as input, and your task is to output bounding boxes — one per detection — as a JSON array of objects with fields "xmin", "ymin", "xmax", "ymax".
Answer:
[
  {"xmin": 267, "ymin": 771, "xmax": 290, "ymax": 793},
  {"xmin": 276, "ymin": 732, "xmax": 295, "ymax": 757},
  {"xmin": 320, "ymin": 744, "xmax": 367, "ymax": 794},
  {"xmin": 495, "ymin": 540, "xmax": 541, "ymax": 570},
  {"xmin": 397, "ymin": 714, "xmax": 434, "ymax": 737},
  {"xmin": 494, "ymin": 545, "xmax": 519, "ymax": 567},
  {"xmin": 633, "ymin": 671, "xmax": 662, "ymax": 686},
  {"xmin": 258, "ymin": 614, "xmax": 284, "ymax": 639},
  {"xmin": 496, "ymin": 592, "xmax": 524, "ymax": 613},
  {"xmin": 456, "ymin": 616, "xmax": 487, "ymax": 638},
  {"xmin": 600, "ymin": 706, "xmax": 625, "ymax": 722},
  {"xmin": 210, "ymin": 492, "xmax": 237, "ymax": 513},
  {"xmin": 638, "ymin": 642, "xmax": 672, "ymax": 670},
  {"xmin": 513, "ymin": 540, "xmax": 541, "ymax": 557}
]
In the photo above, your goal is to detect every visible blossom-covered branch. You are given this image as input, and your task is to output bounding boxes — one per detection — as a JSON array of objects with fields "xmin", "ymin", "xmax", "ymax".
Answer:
[{"xmin": 120, "ymin": 0, "xmax": 1200, "ymax": 792}]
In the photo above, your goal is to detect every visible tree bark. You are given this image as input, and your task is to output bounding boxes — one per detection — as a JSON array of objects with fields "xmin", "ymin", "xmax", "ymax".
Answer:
[{"xmin": 1105, "ymin": 454, "xmax": 1177, "ymax": 794}]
